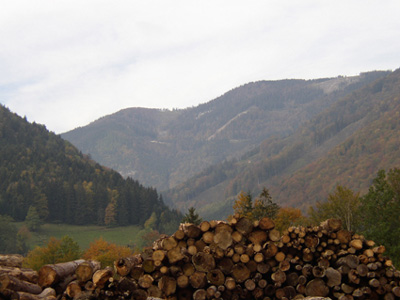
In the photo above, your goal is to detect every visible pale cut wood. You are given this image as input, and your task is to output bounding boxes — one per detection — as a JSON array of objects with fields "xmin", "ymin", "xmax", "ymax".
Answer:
[
  {"xmin": 176, "ymin": 275, "xmax": 189, "ymax": 288},
  {"xmin": 269, "ymin": 229, "xmax": 281, "ymax": 242},
  {"xmin": 202, "ymin": 231, "xmax": 214, "ymax": 244},
  {"xmin": 75, "ymin": 260, "xmax": 101, "ymax": 283},
  {"xmin": 213, "ymin": 230, "xmax": 233, "ymax": 250},
  {"xmin": 199, "ymin": 221, "xmax": 211, "ymax": 232},
  {"xmin": 92, "ymin": 267, "xmax": 113, "ymax": 288},
  {"xmin": 189, "ymin": 271, "xmax": 207, "ymax": 289},
  {"xmin": 138, "ymin": 274, "xmax": 154, "ymax": 289},
  {"xmin": 248, "ymin": 230, "xmax": 268, "ymax": 245},
  {"xmin": 65, "ymin": 280, "xmax": 81, "ymax": 299}
]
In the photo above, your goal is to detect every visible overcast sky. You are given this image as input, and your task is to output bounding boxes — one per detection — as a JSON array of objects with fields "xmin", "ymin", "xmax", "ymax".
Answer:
[{"xmin": 1, "ymin": 1, "xmax": 400, "ymax": 134}]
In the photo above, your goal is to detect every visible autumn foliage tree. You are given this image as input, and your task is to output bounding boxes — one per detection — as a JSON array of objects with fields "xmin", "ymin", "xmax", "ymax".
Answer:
[
  {"xmin": 274, "ymin": 207, "xmax": 309, "ymax": 233},
  {"xmin": 308, "ymin": 185, "xmax": 361, "ymax": 231},
  {"xmin": 82, "ymin": 237, "xmax": 133, "ymax": 268},
  {"xmin": 231, "ymin": 188, "xmax": 280, "ymax": 221},
  {"xmin": 23, "ymin": 236, "xmax": 81, "ymax": 271}
]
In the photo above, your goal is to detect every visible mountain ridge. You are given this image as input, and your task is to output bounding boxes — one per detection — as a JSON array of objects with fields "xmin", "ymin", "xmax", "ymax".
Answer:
[{"xmin": 62, "ymin": 71, "xmax": 389, "ymax": 192}]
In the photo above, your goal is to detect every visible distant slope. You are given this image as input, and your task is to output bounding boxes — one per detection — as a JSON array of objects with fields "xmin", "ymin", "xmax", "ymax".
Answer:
[
  {"xmin": 164, "ymin": 69, "xmax": 400, "ymax": 220},
  {"xmin": 0, "ymin": 105, "xmax": 181, "ymax": 233},
  {"xmin": 62, "ymin": 71, "xmax": 388, "ymax": 191}
]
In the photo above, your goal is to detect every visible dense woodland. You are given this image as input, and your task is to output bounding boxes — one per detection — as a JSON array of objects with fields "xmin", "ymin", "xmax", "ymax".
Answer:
[
  {"xmin": 62, "ymin": 71, "xmax": 388, "ymax": 191},
  {"xmin": 0, "ymin": 105, "xmax": 182, "ymax": 233},
  {"xmin": 164, "ymin": 69, "xmax": 400, "ymax": 219}
]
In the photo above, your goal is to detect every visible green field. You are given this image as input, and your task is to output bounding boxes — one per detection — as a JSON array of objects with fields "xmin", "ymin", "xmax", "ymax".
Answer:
[{"xmin": 15, "ymin": 223, "xmax": 142, "ymax": 251}]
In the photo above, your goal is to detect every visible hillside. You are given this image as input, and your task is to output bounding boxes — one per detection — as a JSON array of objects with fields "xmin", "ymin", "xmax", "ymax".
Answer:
[
  {"xmin": 164, "ymin": 69, "xmax": 400, "ymax": 219},
  {"xmin": 62, "ymin": 71, "xmax": 388, "ymax": 191},
  {"xmin": 0, "ymin": 105, "xmax": 181, "ymax": 233}
]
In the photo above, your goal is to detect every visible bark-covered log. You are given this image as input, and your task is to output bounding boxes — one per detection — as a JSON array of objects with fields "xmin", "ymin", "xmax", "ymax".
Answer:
[
  {"xmin": 38, "ymin": 259, "xmax": 85, "ymax": 288},
  {"xmin": 0, "ymin": 266, "xmax": 38, "ymax": 284},
  {"xmin": 0, "ymin": 255, "xmax": 24, "ymax": 268},
  {"xmin": 0, "ymin": 274, "xmax": 42, "ymax": 294}
]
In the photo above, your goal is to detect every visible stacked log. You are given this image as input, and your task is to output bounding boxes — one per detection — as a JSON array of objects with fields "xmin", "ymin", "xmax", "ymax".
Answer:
[
  {"xmin": 2, "ymin": 217, "xmax": 400, "ymax": 300},
  {"xmin": 106, "ymin": 217, "xmax": 400, "ymax": 300}
]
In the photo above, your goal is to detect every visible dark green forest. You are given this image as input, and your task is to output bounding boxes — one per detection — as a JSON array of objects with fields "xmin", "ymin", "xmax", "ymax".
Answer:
[{"xmin": 0, "ymin": 105, "xmax": 182, "ymax": 233}]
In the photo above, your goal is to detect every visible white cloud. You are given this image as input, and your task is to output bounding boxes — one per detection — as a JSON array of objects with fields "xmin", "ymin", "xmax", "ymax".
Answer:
[{"xmin": 0, "ymin": 0, "xmax": 400, "ymax": 133}]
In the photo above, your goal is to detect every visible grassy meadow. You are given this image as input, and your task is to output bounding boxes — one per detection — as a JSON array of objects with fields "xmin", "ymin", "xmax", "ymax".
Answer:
[{"xmin": 15, "ymin": 222, "xmax": 142, "ymax": 251}]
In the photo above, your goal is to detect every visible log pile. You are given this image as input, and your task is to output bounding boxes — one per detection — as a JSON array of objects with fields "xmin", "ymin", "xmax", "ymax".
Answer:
[
  {"xmin": 1, "ymin": 217, "xmax": 400, "ymax": 300},
  {"xmin": 108, "ymin": 217, "xmax": 400, "ymax": 300}
]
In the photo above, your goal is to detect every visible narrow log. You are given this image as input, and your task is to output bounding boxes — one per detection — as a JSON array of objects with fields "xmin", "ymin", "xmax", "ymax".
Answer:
[
  {"xmin": 38, "ymin": 259, "xmax": 85, "ymax": 288},
  {"xmin": 0, "ymin": 274, "xmax": 42, "ymax": 294},
  {"xmin": 17, "ymin": 287, "xmax": 56, "ymax": 300},
  {"xmin": 207, "ymin": 269, "xmax": 225, "ymax": 286},
  {"xmin": 193, "ymin": 288, "xmax": 207, "ymax": 300},
  {"xmin": 0, "ymin": 255, "xmax": 24, "ymax": 268},
  {"xmin": 138, "ymin": 274, "xmax": 154, "ymax": 289},
  {"xmin": 176, "ymin": 275, "xmax": 189, "ymax": 288},
  {"xmin": 158, "ymin": 276, "xmax": 177, "ymax": 296},
  {"xmin": 0, "ymin": 266, "xmax": 38, "ymax": 284}
]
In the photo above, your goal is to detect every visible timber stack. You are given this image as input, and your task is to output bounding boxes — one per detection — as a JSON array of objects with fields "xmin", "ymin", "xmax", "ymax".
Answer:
[{"xmin": 1, "ymin": 217, "xmax": 400, "ymax": 300}]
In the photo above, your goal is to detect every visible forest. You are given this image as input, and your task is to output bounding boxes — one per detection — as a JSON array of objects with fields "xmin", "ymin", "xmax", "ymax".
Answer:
[{"xmin": 0, "ymin": 105, "xmax": 182, "ymax": 238}]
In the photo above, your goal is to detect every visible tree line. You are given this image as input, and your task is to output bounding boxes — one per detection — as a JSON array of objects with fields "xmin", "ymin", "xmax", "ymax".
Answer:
[{"xmin": 0, "ymin": 105, "xmax": 182, "ymax": 242}]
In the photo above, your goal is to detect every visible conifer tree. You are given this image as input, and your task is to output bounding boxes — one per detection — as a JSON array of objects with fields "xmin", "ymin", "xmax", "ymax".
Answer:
[{"xmin": 182, "ymin": 207, "xmax": 202, "ymax": 225}]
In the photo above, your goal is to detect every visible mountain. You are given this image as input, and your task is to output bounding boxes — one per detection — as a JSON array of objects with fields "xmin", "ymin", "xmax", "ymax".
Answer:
[
  {"xmin": 0, "ymin": 105, "xmax": 181, "ymax": 233},
  {"xmin": 164, "ymin": 69, "xmax": 400, "ymax": 219},
  {"xmin": 62, "ymin": 71, "xmax": 388, "ymax": 191}
]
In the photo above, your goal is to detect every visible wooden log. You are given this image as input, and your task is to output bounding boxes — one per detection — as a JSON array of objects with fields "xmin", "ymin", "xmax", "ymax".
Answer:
[
  {"xmin": 320, "ymin": 218, "xmax": 342, "ymax": 232},
  {"xmin": 147, "ymin": 285, "xmax": 163, "ymax": 298},
  {"xmin": 271, "ymin": 270, "xmax": 286, "ymax": 284},
  {"xmin": 193, "ymin": 288, "xmax": 207, "ymax": 300},
  {"xmin": 0, "ymin": 255, "xmax": 24, "ymax": 268},
  {"xmin": 181, "ymin": 224, "xmax": 202, "ymax": 239},
  {"xmin": 167, "ymin": 246, "xmax": 185, "ymax": 264},
  {"xmin": 0, "ymin": 274, "xmax": 42, "ymax": 294},
  {"xmin": 325, "ymin": 267, "xmax": 341, "ymax": 287},
  {"xmin": 161, "ymin": 236, "xmax": 178, "ymax": 251},
  {"xmin": 16, "ymin": 287, "xmax": 56, "ymax": 300},
  {"xmin": 189, "ymin": 271, "xmax": 207, "ymax": 289},
  {"xmin": 213, "ymin": 230, "xmax": 233, "ymax": 250},
  {"xmin": 38, "ymin": 259, "xmax": 85, "ymax": 288},
  {"xmin": 231, "ymin": 231, "xmax": 243, "ymax": 243},
  {"xmin": 75, "ymin": 260, "xmax": 100, "ymax": 284},
  {"xmin": 258, "ymin": 217, "xmax": 275, "ymax": 230},
  {"xmin": 202, "ymin": 231, "xmax": 214, "ymax": 244},
  {"xmin": 224, "ymin": 277, "xmax": 236, "ymax": 290},
  {"xmin": 249, "ymin": 230, "xmax": 268, "ymax": 245},
  {"xmin": 192, "ymin": 252, "xmax": 215, "ymax": 272},
  {"xmin": 235, "ymin": 218, "xmax": 253, "ymax": 235},
  {"xmin": 176, "ymin": 275, "xmax": 189, "ymax": 288},
  {"xmin": 138, "ymin": 274, "xmax": 154, "ymax": 289},
  {"xmin": 92, "ymin": 267, "xmax": 113, "ymax": 288},
  {"xmin": 199, "ymin": 221, "xmax": 211, "ymax": 232},
  {"xmin": 305, "ymin": 278, "xmax": 329, "ymax": 297},
  {"xmin": 158, "ymin": 276, "xmax": 177, "ymax": 296},
  {"xmin": 207, "ymin": 269, "xmax": 225, "ymax": 286},
  {"xmin": 231, "ymin": 263, "xmax": 250, "ymax": 283},
  {"xmin": 65, "ymin": 280, "xmax": 81, "ymax": 299},
  {"xmin": 269, "ymin": 229, "xmax": 281, "ymax": 242},
  {"xmin": 0, "ymin": 266, "xmax": 38, "ymax": 284}
]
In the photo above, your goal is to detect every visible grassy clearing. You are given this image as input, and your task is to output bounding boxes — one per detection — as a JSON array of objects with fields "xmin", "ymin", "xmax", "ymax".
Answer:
[{"xmin": 16, "ymin": 223, "xmax": 142, "ymax": 251}]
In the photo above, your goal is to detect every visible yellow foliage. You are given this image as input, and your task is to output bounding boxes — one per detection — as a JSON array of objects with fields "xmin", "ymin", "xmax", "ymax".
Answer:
[
  {"xmin": 274, "ymin": 207, "xmax": 308, "ymax": 233},
  {"xmin": 82, "ymin": 237, "xmax": 133, "ymax": 268},
  {"xmin": 23, "ymin": 236, "xmax": 81, "ymax": 271}
]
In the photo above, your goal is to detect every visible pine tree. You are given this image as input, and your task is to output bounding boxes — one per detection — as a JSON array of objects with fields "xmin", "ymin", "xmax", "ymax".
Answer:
[{"xmin": 182, "ymin": 207, "xmax": 202, "ymax": 225}]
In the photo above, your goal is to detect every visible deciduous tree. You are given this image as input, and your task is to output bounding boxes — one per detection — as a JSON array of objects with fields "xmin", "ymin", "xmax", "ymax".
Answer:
[{"xmin": 308, "ymin": 185, "xmax": 360, "ymax": 231}]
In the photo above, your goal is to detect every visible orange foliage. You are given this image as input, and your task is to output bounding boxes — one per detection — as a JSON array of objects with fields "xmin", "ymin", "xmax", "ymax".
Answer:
[
  {"xmin": 274, "ymin": 207, "xmax": 308, "ymax": 233},
  {"xmin": 82, "ymin": 237, "xmax": 133, "ymax": 267}
]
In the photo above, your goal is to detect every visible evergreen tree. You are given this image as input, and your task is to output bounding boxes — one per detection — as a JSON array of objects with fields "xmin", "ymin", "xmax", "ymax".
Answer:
[
  {"xmin": 360, "ymin": 168, "xmax": 400, "ymax": 264},
  {"xmin": 182, "ymin": 207, "xmax": 202, "ymax": 225},
  {"xmin": 25, "ymin": 206, "xmax": 43, "ymax": 231}
]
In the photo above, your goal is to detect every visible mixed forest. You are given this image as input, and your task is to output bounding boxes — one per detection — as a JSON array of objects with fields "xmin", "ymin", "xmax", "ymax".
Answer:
[{"xmin": 0, "ymin": 105, "xmax": 182, "ymax": 253}]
